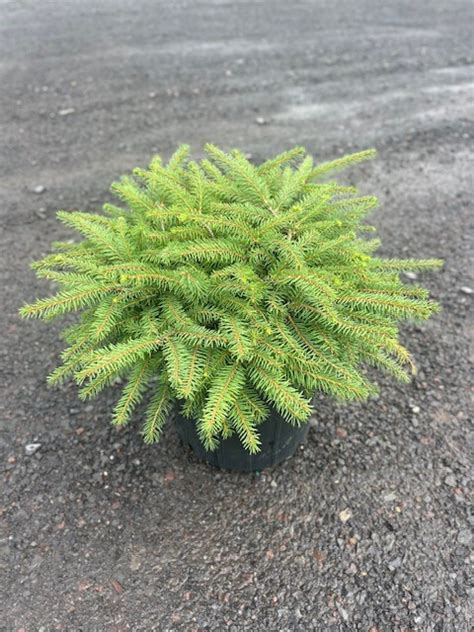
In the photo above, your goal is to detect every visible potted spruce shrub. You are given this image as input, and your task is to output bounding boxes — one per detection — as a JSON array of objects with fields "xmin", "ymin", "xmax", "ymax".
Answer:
[{"xmin": 20, "ymin": 145, "xmax": 441, "ymax": 471}]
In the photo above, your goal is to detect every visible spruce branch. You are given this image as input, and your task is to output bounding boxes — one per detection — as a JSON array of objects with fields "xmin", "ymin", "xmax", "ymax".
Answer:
[{"xmin": 142, "ymin": 376, "xmax": 173, "ymax": 444}]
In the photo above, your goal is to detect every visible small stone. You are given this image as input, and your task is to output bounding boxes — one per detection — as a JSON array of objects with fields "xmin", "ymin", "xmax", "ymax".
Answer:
[
  {"xmin": 410, "ymin": 405, "xmax": 420, "ymax": 414},
  {"xmin": 313, "ymin": 549, "xmax": 326, "ymax": 565},
  {"xmin": 339, "ymin": 508, "xmax": 352, "ymax": 523},
  {"xmin": 270, "ymin": 479, "xmax": 277, "ymax": 488},
  {"xmin": 255, "ymin": 116, "xmax": 268, "ymax": 125},
  {"xmin": 129, "ymin": 554, "xmax": 142, "ymax": 571},
  {"xmin": 460, "ymin": 286, "xmax": 473, "ymax": 295},
  {"xmin": 25, "ymin": 443, "xmax": 41, "ymax": 456},
  {"xmin": 58, "ymin": 107, "xmax": 75, "ymax": 116},
  {"xmin": 336, "ymin": 603, "xmax": 349, "ymax": 622},
  {"xmin": 383, "ymin": 491, "xmax": 397, "ymax": 502},
  {"xmin": 457, "ymin": 529, "xmax": 472, "ymax": 546},
  {"xmin": 225, "ymin": 69, "xmax": 233, "ymax": 76},
  {"xmin": 33, "ymin": 185, "xmax": 45, "ymax": 194},
  {"xmin": 404, "ymin": 271, "xmax": 417, "ymax": 280},
  {"xmin": 444, "ymin": 474, "xmax": 457, "ymax": 487},
  {"xmin": 388, "ymin": 556, "xmax": 402, "ymax": 570},
  {"xmin": 148, "ymin": 92, "xmax": 156, "ymax": 98},
  {"xmin": 111, "ymin": 579, "xmax": 123, "ymax": 593},
  {"xmin": 34, "ymin": 207, "xmax": 47, "ymax": 219}
]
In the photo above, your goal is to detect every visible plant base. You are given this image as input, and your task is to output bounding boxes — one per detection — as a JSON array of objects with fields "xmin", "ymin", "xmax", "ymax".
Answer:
[{"xmin": 174, "ymin": 408, "xmax": 310, "ymax": 472}]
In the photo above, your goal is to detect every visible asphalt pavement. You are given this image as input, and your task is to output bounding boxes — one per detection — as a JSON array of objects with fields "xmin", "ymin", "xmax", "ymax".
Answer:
[{"xmin": 1, "ymin": 1, "xmax": 473, "ymax": 629}]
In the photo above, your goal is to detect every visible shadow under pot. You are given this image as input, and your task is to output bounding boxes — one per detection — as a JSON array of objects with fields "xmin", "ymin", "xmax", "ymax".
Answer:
[{"xmin": 174, "ymin": 406, "xmax": 310, "ymax": 472}]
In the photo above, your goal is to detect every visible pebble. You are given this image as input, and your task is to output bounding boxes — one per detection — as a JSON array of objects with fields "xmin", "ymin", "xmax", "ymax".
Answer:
[
  {"xmin": 388, "ymin": 557, "xmax": 402, "ymax": 570},
  {"xmin": 404, "ymin": 271, "xmax": 418, "ymax": 280},
  {"xmin": 129, "ymin": 554, "xmax": 142, "ymax": 571},
  {"xmin": 410, "ymin": 405, "xmax": 421, "ymax": 414},
  {"xmin": 33, "ymin": 185, "xmax": 45, "ymax": 194},
  {"xmin": 444, "ymin": 474, "xmax": 457, "ymax": 487},
  {"xmin": 58, "ymin": 107, "xmax": 75, "ymax": 116},
  {"xmin": 255, "ymin": 116, "xmax": 269, "ymax": 125},
  {"xmin": 457, "ymin": 529, "xmax": 472, "ymax": 546},
  {"xmin": 339, "ymin": 508, "xmax": 352, "ymax": 523},
  {"xmin": 460, "ymin": 286, "xmax": 473, "ymax": 295},
  {"xmin": 336, "ymin": 603, "xmax": 349, "ymax": 622},
  {"xmin": 24, "ymin": 443, "xmax": 42, "ymax": 456}
]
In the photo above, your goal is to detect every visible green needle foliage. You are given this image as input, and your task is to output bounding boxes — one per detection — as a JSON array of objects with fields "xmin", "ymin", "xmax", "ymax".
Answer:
[{"xmin": 20, "ymin": 144, "xmax": 442, "ymax": 453}]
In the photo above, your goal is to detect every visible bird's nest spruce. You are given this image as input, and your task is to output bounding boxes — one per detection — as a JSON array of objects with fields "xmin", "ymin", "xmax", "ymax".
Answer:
[{"xmin": 20, "ymin": 145, "xmax": 442, "ymax": 453}]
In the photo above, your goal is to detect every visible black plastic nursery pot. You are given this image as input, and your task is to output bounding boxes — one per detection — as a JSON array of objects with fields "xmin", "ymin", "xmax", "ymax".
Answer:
[{"xmin": 174, "ymin": 407, "xmax": 310, "ymax": 472}]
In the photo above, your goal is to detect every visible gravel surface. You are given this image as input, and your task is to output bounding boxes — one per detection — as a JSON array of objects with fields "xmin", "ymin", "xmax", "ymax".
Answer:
[{"xmin": 1, "ymin": 0, "xmax": 473, "ymax": 629}]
